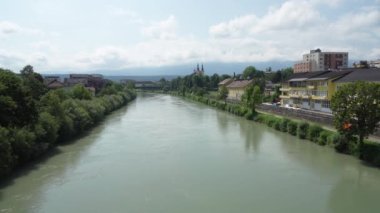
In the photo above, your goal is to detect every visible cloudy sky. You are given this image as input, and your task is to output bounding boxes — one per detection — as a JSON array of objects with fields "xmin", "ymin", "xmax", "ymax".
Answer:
[{"xmin": 0, "ymin": 0, "xmax": 379, "ymax": 73}]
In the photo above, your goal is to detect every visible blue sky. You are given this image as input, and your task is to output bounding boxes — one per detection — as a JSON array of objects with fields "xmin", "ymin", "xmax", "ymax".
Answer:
[{"xmin": 0, "ymin": 0, "xmax": 379, "ymax": 73}]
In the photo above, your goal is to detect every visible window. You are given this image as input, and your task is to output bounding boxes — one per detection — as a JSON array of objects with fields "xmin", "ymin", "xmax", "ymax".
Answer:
[{"xmin": 322, "ymin": 101, "xmax": 330, "ymax": 108}]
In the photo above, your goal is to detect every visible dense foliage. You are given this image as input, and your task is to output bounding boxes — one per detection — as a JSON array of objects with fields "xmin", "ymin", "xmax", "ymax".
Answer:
[
  {"xmin": 0, "ymin": 66, "xmax": 136, "ymax": 178},
  {"xmin": 331, "ymin": 81, "xmax": 380, "ymax": 149}
]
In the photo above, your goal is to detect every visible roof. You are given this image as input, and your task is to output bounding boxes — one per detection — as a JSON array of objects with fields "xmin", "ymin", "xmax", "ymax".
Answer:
[
  {"xmin": 218, "ymin": 78, "xmax": 233, "ymax": 86},
  {"xmin": 226, "ymin": 80, "xmax": 252, "ymax": 88},
  {"xmin": 306, "ymin": 70, "xmax": 352, "ymax": 81},
  {"xmin": 285, "ymin": 71, "xmax": 329, "ymax": 82},
  {"xmin": 333, "ymin": 68, "xmax": 380, "ymax": 83}
]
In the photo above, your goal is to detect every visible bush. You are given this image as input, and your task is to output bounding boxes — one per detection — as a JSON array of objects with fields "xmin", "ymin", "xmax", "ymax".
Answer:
[
  {"xmin": 318, "ymin": 130, "xmax": 331, "ymax": 145},
  {"xmin": 308, "ymin": 125, "xmax": 323, "ymax": 142},
  {"xmin": 331, "ymin": 133, "xmax": 358, "ymax": 154},
  {"xmin": 360, "ymin": 142, "xmax": 380, "ymax": 166},
  {"xmin": 274, "ymin": 119, "xmax": 281, "ymax": 131},
  {"xmin": 280, "ymin": 118, "xmax": 290, "ymax": 132},
  {"xmin": 297, "ymin": 122, "xmax": 309, "ymax": 139},
  {"xmin": 287, "ymin": 121, "xmax": 298, "ymax": 136}
]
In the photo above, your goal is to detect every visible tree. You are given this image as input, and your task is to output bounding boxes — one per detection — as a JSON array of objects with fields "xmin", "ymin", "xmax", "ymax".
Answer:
[
  {"xmin": 71, "ymin": 84, "xmax": 92, "ymax": 100},
  {"xmin": 218, "ymin": 86, "xmax": 228, "ymax": 102},
  {"xmin": 20, "ymin": 65, "xmax": 47, "ymax": 100},
  {"xmin": 242, "ymin": 85, "xmax": 262, "ymax": 110},
  {"xmin": 242, "ymin": 66, "xmax": 257, "ymax": 79},
  {"xmin": 331, "ymin": 81, "xmax": 380, "ymax": 146}
]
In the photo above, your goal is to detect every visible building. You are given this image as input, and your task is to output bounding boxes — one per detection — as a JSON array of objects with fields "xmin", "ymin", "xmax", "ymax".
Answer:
[
  {"xmin": 226, "ymin": 80, "xmax": 253, "ymax": 101},
  {"xmin": 294, "ymin": 49, "xmax": 348, "ymax": 73},
  {"xmin": 193, "ymin": 64, "xmax": 205, "ymax": 75},
  {"xmin": 64, "ymin": 74, "xmax": 107, "ymax": 91},
  {"xmin": 218, "ymin": 78, "xmax": 233, "ymax": 88},
  {"xmin": 43, "ymin": 76, "xmax": 64, "ymax": 89},
  {"xmin": 134, "ymin": 81, "xmax": 160, "ymax": 90},
  {"xmin": 369, "ymin": 59, "xmax": 380, "ymax": 68},
  {"xmin": 280, "ymin": 68, "xmax": 380, "ymax": 113}
]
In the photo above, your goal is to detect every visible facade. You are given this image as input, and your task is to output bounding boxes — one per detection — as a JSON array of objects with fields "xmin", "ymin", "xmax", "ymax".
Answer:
[
  {"xmin": 369, "ymin": 59, "xmax": 380, "ymax": 68},
  {"xmin": 280, "ymin": 71, "xmax": 350, "ymax": 113},
  {"xmin": 64, "ymin": 74, "xmax": 107, "ymax": 91},
  {"xmin": 294, "ymin": 49, "xmax": 348, "ymax": 73},
  {"xmin": 226, "ymin": 80, "xmax": 253, "ymax": 101},
  {"xmin": 280, "ymin": 68, "xmax": 380, "ymax": 113}
]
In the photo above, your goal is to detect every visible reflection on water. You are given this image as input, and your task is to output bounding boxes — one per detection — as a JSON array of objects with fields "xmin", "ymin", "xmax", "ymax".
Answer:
[{"xmin": 1, "ymin": 94, "xmax": 380, "ymax": 213}]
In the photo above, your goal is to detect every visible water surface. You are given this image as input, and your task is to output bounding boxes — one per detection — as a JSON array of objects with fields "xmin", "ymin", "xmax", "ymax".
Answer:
[{"xmin": 1, "ymin": 94, "xmax": 380, "ymax": 213}]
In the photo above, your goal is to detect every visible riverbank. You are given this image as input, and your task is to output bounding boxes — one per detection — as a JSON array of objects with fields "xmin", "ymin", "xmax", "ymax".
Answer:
[
  {"xmin": 164, "ymin": 91, "xmax": 380, "ymax": 167},
  {"xmin": 0, "ymin": 89, "xmax": 136, "ymax": 180}
]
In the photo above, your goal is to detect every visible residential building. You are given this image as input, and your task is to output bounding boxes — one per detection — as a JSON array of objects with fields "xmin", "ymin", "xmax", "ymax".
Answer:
[
  {"xmin": 64, "ymin": 74, "xmax": 107, "ymax": 91},
  {"xmin": 280, "ymin": 68, "xmax": 380, "ymax": 113},
  {"xmin": 218, "ymin": 78, "xmax": 233, "ymax": 88},
  {"xmin": 369, "ymin": 59, "xmax": 380, "ymax": 68},
  {"xmin": 294, "ymin": 49, "xmax": 348, "ymax": 73},
  {"xmin": 44, "ymin": 76, "xmax": 64, "ymax": 89},
  {"xmin": 226, "ymin": 80, "xmax": 253, "ymax": 101}
]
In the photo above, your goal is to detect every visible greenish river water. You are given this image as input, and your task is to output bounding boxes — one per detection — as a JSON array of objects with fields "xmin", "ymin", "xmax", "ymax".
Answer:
[{"xmin": 1, "ymin": 94, "xmax": 380, "ymax": 213}]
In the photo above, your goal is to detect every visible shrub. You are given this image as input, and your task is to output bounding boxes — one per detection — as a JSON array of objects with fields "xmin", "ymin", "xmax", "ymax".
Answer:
[
  {"xmin": 331, "ymin": 133, "xmax": 358, "ymax": 154},
  {"xmin": 274, "ymin": 119, "xmax": 281, "ymax": 131},
  {"xmin": 287, "ymin": 121, "xmax": 298, "ymax": 136},
  {"xmin": 308, "ymin": 125, "xmax": 323, "ymax": 142},
  {"xmin": 297, "ymin": 122, "xmax": 309, "ymax": 139},
  {"xmin": 317, "ymin": 130, "xmax": 331, "ymax": 145},
  {"xmin": 360, "ymin": 142, "xmax": 380, "ymax": 166},
  {"xmin": 280, "ymin": 118, "xmax": 290, "ymax": 132}
]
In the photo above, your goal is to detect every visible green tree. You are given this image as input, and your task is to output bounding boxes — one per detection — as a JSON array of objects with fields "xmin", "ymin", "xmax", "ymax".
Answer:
[
  {"xmin": 20, "ymin": 65, "xmax": 47, "ymax": 100},
  {"xmin": 0, "ymin": 68, "xmax": 37, "ymax": 126},
  {"xmin": 242, "ymin": 85, "xmax": 262, "ymax": 110},
  {"xmin": 242, "ymin": 66, "xmax": 257, "ymax": 79},
  {"xmin": 331, "ymin": 81, "xmax": 380, "ymax": 146},
  {"xmin": 218, "ymin": 86, "xmax": 228, "ymax": 102},
  {"xmin": 72, "ymin": 84, "xmax": 92, "ymax": 100}
]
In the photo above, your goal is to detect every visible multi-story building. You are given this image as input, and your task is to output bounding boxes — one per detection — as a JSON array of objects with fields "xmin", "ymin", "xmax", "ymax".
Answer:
[
  {"xmin": 280, "ymin": 70, "xmax": 353, "ymax": 113},
  {"xmin": 226, "ymin": 80, "xmax": 253, "ymax": 101},
  {"xmin": 294, "ymin": 49, "xmax": 349, "ymax": 73}
]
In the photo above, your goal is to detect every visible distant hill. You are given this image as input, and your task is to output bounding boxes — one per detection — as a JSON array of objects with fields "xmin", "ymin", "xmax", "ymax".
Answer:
[{"xmin": 43, "ymin": 61, "xmax": 295, "ymax": 77}]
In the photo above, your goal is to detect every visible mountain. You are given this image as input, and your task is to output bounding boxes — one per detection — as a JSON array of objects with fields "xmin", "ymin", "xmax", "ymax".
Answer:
[{"xmin": 44, "ymin": 61, "xmax": 295, "ymax": 77}]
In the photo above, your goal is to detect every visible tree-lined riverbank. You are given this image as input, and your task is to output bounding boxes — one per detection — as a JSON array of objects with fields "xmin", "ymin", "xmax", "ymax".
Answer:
[{"xmin": 0, "ymin": 67, "xmax": 136, "ymax": 179}]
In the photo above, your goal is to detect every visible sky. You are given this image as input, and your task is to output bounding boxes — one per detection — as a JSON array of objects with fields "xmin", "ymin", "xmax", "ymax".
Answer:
[{"xmin": 0, "ymin": 0, "xmax": 379, "ymax": 73}]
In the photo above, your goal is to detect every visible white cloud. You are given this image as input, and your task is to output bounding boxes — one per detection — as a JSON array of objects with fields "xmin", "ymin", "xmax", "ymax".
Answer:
[
  {"xmin": 1, "ymin": 0, "xmax": 379, "ymax": 72},
  {"xmin": 141, "ymin": 15, "xmax": 178, "ymax": 40},
  {"xmin": 107, "ymin": 6, "xmax": 143, "ymax": 24},
  {"xmin": 251, "ymin": 1, "xmax": 321, "ymax": 33},
  {"xmin": 209, "ymin": 15, "xmax": 257, "ymax": 38},
  {"xmin": 0, "ymin": 21, "xmax": 21, "ymax": 34}
]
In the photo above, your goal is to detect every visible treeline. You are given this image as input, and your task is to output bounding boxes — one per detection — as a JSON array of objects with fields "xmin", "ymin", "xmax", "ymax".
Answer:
[
  {"xmin": 160, "ymin": 66, "xmax": 293, "ymax": 97},
  {"xmin": 0, "ymin": 66, "xmax": 136, "ymax": 178}
]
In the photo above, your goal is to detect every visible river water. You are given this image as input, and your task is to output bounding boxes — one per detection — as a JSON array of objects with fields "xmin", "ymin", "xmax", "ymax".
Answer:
[{"xmin": 1, "ymin": 94, "xmax": 380, "ymax": 213}]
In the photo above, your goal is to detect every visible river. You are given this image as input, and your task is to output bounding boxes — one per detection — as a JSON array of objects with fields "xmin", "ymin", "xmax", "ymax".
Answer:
[{"xmin": 1, "ymin": 94, "xmax": 380, "ymax": 213}]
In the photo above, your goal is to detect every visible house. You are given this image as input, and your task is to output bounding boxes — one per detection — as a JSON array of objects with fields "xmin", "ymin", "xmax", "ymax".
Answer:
[
  {"xmin": 226, "ymin": 80, "xmax": 253, "ymax": 101},
  {"xmin": 46, "ymin": 79, "xmax": 64, "ymax": 89},
  {"xmin": 64, "ymin": 74, "xmax": 107, "ymax": 91},
  {"xmin": 43, "ymin": 76, "xmax": 64, "ymax": 89},
  {"xmin": 264, "ymin": 81, "xmax": 277, "ymax": 96},
  {"xmin": 280, "ymin": 68, "xmax": 380, "ymax": 113},
  {"xmin": 218, "ymin": 78, "xmax": 233, "ymax": 88}
]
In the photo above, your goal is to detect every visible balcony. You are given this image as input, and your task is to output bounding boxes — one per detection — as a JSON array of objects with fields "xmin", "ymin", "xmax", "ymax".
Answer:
[
  {"xmin": 312, "ymin": 95, "xmax": 328, "ymax": 100},
  {"xmin": 307, "ymin": 85, "xmax": 315, "ymax": 90},
  {"xmin": 279, "ymin": 95, "xmax": 290, "ymax": 99},
  {"xmin": 280, "ymin": 87, "xmax": 290, "ymax": 92}
]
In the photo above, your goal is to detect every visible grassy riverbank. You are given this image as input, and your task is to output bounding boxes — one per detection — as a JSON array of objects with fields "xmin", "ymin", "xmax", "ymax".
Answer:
[{"xmin": 169, "ymin": 92, "xmax": 380, "ymax": 167}]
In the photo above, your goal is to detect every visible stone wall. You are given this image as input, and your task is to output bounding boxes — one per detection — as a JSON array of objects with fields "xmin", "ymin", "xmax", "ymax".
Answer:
[{"xmin": 256, "ymin": 104, "xmax": 334, "ymax": 126}]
